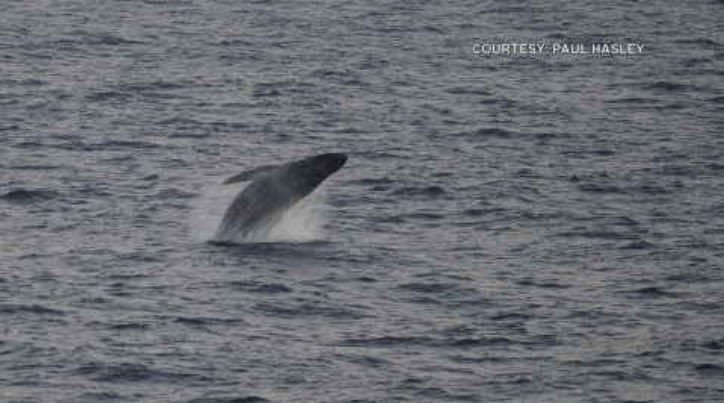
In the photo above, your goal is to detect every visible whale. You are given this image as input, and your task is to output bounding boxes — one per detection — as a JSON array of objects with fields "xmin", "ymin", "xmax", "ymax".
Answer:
[{"xmin": 212, "ymin": 153, "xmax": 347, "ymax": 243}]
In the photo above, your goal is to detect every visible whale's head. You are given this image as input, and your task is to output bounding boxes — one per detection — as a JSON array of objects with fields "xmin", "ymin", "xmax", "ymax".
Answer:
[
  {"xmin": 286, "ymin": 153, "xmax": 347, "ymax": 195},
  {"xmin": 310, "ymin": 153, "xmax": 347, "ymax": 175}
]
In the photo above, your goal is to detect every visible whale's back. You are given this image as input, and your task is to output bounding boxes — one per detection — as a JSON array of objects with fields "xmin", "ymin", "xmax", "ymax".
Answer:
[{"xmin": 213, "ymin": 172, "xmax": 292, "ymax": 242}]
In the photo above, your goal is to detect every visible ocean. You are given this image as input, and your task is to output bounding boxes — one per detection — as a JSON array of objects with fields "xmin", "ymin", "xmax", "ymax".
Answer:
[{"xmin": 1, "ymin": 0, "xmax": 723, "ymax": 402}]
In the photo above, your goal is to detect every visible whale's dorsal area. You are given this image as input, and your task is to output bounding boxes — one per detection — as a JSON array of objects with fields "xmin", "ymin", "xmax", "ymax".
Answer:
[
  {"xmin": 222, "ymin": 164, "xmax": 281, "ymax": 185},
  {"xmin": 212, "ymin": 153, "xmax": 347, "ymax": 244}
]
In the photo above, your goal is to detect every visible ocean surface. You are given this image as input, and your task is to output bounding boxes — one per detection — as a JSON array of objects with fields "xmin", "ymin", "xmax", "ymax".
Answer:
[{"xmin": 1, "ymin": 1, "xmax": 723, "ymax": 402}]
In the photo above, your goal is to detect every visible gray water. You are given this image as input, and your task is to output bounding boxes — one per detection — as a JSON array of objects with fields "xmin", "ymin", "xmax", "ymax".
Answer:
[{"xmin": 1, "ymin": 1, "xmax": 723, "ymax": 402}]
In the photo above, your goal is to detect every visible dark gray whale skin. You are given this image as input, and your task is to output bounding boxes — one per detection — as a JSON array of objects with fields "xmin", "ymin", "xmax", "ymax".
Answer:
[{"xmin": 212, "ymin": 153, "xmax": 347, "ymax": 243}]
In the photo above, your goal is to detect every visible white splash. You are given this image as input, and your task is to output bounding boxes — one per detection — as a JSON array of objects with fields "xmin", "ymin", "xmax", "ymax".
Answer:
[
  {"xmin": 266, "ymin": 189, "xmax": 326, "ymax": 242},
  {"xmin": 190, "ymin": 181, "xmax": 327, "ymax": 244},
  {"xmin": 189, "ymin": 182, "xmax": 237, "ymax": 243}
]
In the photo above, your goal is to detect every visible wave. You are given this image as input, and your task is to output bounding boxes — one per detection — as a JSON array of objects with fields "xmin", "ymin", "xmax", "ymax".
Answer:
[{"xmin": 0, "ymin": 188, "xmax": 60, "ymax": 204}]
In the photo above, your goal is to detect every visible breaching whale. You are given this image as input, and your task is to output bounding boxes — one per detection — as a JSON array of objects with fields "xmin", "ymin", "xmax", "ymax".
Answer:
[{"xmin": 212, "ymin": 153, "xmax": 347, "ymax": 243}]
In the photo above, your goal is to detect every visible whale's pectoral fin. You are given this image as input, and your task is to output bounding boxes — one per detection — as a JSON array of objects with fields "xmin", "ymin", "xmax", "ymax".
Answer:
[{"xmin": 223, "ymin": 164, "xmax": 281, "ymax": 184}]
